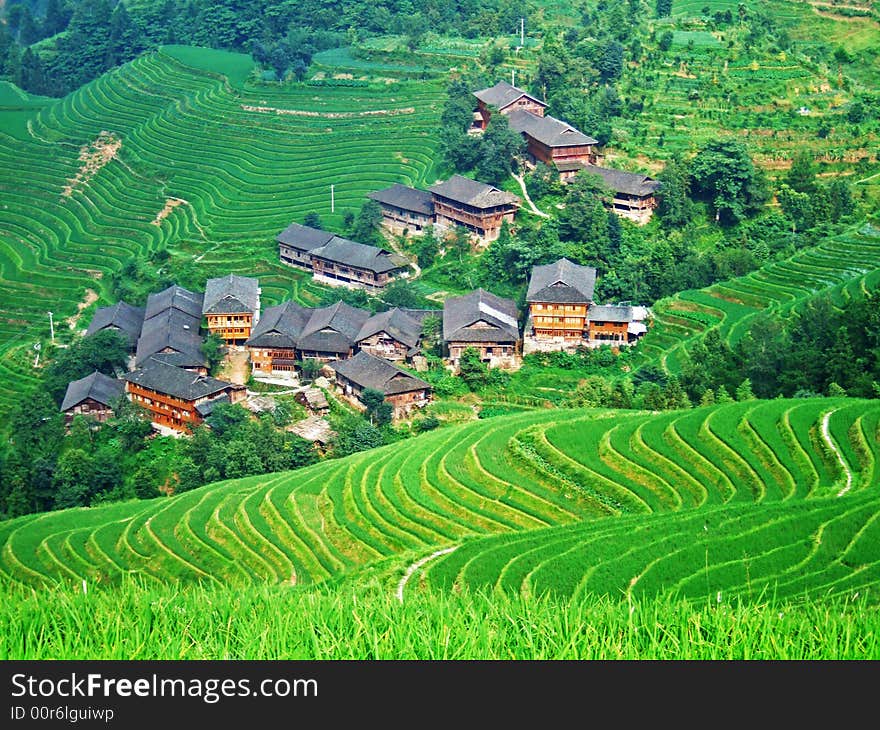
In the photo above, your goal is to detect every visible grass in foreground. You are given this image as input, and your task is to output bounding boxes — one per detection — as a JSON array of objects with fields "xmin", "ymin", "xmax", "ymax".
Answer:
[{"xmin": 1, "ymin": 576, "xmax": 876, "ymax": 660}]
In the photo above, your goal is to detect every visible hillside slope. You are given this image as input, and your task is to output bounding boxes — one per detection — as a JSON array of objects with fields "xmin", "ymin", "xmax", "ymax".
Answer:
[
  {"xmin": 1, "ymin": 398, "xmax": 877, "ymax": 603},
  {"xmin": 0, "ymin": 46, "xmax": 443, "ymax": 419}
]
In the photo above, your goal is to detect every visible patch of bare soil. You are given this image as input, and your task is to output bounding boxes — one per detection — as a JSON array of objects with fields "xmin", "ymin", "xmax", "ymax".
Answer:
[
  {"xmin": 240, "ymin": 104, "xmax": 416, "ymax": 118},
  {"xmin": 66, "ymin": 289, "xmax": 98, "ymax": 330},
  {"xmin": 217, "ymin": 348, "xmax": 251, "ymax": 385},
  {"xmin": 62, "ymin": 132, "xmax": 121, "ymax": 198},
  {"xmin": 152, "ymin": 197, "xmax": 188, "ymax": 225}
]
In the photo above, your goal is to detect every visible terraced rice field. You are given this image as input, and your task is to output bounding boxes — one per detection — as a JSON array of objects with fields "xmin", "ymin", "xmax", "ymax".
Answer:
[
  {"xmin": 0, "ymin": 46, "xmax": 444, "ymax": 420},
  {"xmin": 1, "ymin": 397, "xmax": 877, "ymax": 605},
  {"xmin": 633, "ymin": 224, "xmax": 880, "ymax": 374}
]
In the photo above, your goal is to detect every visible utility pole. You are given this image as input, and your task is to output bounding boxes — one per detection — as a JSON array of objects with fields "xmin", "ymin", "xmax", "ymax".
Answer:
[
  {"xmin": 520, "ymin": 17, "xmax": 524, "ymax": 47},
  {"xmin": 47, "ymin": 311, "xmax": 54, "ymax": 344},
  {"xmin": 330, "ymin": 184, "xmax": 335, "ymax": 213}
]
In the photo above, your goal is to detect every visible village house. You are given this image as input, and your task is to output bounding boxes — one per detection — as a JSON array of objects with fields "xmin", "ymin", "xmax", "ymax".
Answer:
[
  {"xmin": 524, "ymin": 258, "xmax": 597, "ymax": 354},
  {"xmin": 429, "ymin": 175, "xmax": 521, "ymax": 245},
  {"xmin": 85, "ymin": 301, "xmax": 144, "ymax": 352},
  {"xmin": 587, "ymin": 305, "xmax": 633, "ymax": 345},
  {"xmin": 355, "ymin": 307, "xmax": 425, "ymax": 363},
  {"xmin": 245, "ymin": 300, "xmax": 306, "ymax": 376},
  {"xmin": 506, "ymin": 109, "xmax": 600, "ymax": 170},
  {"xmin": 331, "ymin": 351, "xmax": 433, "ymax": 419},
  {"xmin": 276, "ymin": 220, "xmax": 410, "ymax": 290},
  {"xmin": 202, "ymin": 274, "xmax": 261, "ymax": 346},
  {"xmin": 442, "ymin": 288, "xmax": 521, "ymax": 370},
  {"xmin": 277, "ymin": 221, "xmax": 336, "ymax": 268},
  {"xmin": 60, "ymin": 370, "xmax": 125, "ymax": 426},
  {"xmin": 570, "ymin": 165, "xmax": 661, "ymax": 224},
  {"xmin": 136, "ymin": 285, "xmax": 206, "ymax": 371},
  {"xmin": 367, "ymin": 183, "xmax": 436, "ymax": 236},
  {"xmin": 246, "ymin": 300, "xmax": 371, "ymax": 376},
  {"xmin": 472, "ymin": 81, "xmax": 599, "ymax": 170},
  {"xmin": 122, "ymin": 357, "xmax": 246, "ymax": 434},
  {"xmin": 472, "ymin": 80, "xmax": 547, "ymax": 131},
  {"xmin": 310, "ymin": 237, "xmax": 410, "ymax": 290}
]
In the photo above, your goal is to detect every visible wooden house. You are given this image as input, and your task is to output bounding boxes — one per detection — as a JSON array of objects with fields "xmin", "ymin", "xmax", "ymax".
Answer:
[
  {"xmin": 442, "ymin": 288, "xmax": 521, "ymax": 370},
  {"xmin": 524, "ymin": 258, "xmax": 597, "ymax": 353},
  {"xmin": 245, "ymin": 300, "xmax": 308, "ymax": 376},
  {"xmin": 60, "ymin": 371, "xmax": 124, "ymax": 426},
  {"xmin": 573, "ymin": 165, "xmax": 661, "ymax": 224},
  {"xmin": 277, "ymin": 222, "xmax": 335, "ymax": 269},
  {"xmin": 472, "ymin": 80, "xmax": 547, "ymax": 131},
  {"xmin": 246, "ymin": 300, "xmax": 371, "ymax": 375},
  {"xmin": 356, "ymin": 308, "xmax": 424, "ymax": 363},
  {"xmin": 202, "ymin": 274, "xmax": 261, "ymax": 346},
  {"xmin": 122, "ymin": 357, "xmax": 246, "ymax": 434},
  {"xmin": 331, "ymin": 351, "xmax": 432, "ymax": 419},
  {"xmin": 85, "ymin": 301, "xmax": 144, "ymax": 352},
  {"xmin": 428, "ymin": 175, "xmax": 521, "ymax": 245},
  {"xmin": 309, "ymin": 236, "xmax": 410, "ymax": 290},
  {"xmin": 587, "ymin": 305, "xmax": 633, "ymax": 345},
  {"xmin": 367, "ymin": 183, "xmax": 436, "ymax": 236},
  {"xmin": 506, "ymin": 109, "xmax": 599, "ymax": 170}
]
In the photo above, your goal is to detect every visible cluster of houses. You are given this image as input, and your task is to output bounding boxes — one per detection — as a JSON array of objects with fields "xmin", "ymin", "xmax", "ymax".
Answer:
[
  {"xmin": 60, "ymin": 257, "xmax": 649, "ymax": 436},
  {"xmin": 59, "ymin": 79, "xmax": 656, "ymax": 440}
]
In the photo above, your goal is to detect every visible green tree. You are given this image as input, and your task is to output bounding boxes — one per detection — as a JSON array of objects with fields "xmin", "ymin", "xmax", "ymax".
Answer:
[
  {"xmin": 303, "ymin": 211, "xmax": 323, "ymax": 229},
  {"xmin": 735, "ymin": 378, "xmax": 756, "ymax": 401},
  {"xmin": 299, "ymin": 358, "xmax": 323, "ymax": 383},
  {"xmin": 656, "ymin": 0, "xmax": 673, "ymax": 17},
  {"xmin": 458, "ymin": 347, "xmax": 489, "ymax": 390},
  {"xmin": 201, "ymin": 332, "xmax": 226, "ymax": 375},
  {"xmin": 53, "ymin": 448, "xmax": 94, "ymax": 509},
  {"xmin": 475, "ymin": 114, "xmax": 526, "ymax": 185},
  {"xmin": 785, "ymin": 151, "xmax": 817, "ymax": 194},
  {"xmin": 361, "ymin": 387, "xmax": 393, "ymax": 425},
  {"xmin": 352, "ymin": 199, "xmax": 385, "ymax": 246},
  {"xmin": 689, "ymin": 139, "xmax": 769, "ymax": 224},
  {"xmin": 44, "ymin": 329, "xmax": 129, "ymax": 404},
  {"xmin": 656, "ymin": 155, "xmax": 693, "ymax": 228}
]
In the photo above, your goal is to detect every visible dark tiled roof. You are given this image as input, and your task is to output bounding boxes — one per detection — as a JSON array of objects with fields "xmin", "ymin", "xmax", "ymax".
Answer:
[
  {"xmin": 276, "ymin": 222, "xmax": 336, "ymax": 252},
  {"xmin": 507, "ymin": 109, "xmax": 598, "ymax": 147},
  {"xmin": 589, "ymin": 304, "xmax": 633, "ymax": 323},
  {"xmin": 144, "ymin": 284, "xmax": 204, "ymax": 321},
  {"xmin": 123, "ymin": 358, "xmax": 240, "ymax": 401},
  {"xmin": 297, "ymin": 301, "xmax": 371, "ymax": 354},
  {"xmin": 428, "ymin": 175, "xmax": 521, "ymax": 209},
  {"xmin": 245, "ymin": 300, "xmax": 310, "ymax": 349},
  {"xmin": 398, "ymin": 308, "xmax": 442, "ymax": 323},
  {"xmin": 61, "ymin": 371, "xmax": 124, "ymax": 412},
  {"xmin": 149, "ymin": 351, "xmax": 208, "ymax": 369},
  {"xmin": 310, "ymin": 236, "xmax": 409, "ymax": 274},
  {"xmin": 443, "ymin": 288, "xmax": 520, "ymax": 343},
  {"xmin": 473, "ymin": 81, "xmax": 545, "ymax": 110},
  {"xmin": 85, "ymin": 301, "xmax": 144, "ymax": 347},
  {"xmin": 195, "ymin": 394, "xmax": 230, "ymax": 417},
  {"xmin": 578, "ymin": 165, "xmax": 661, "ymax": 197},
  {"xmin": 331, "ymin": 351, "xmax": 431, "ymax": 396},
  {"xmin": 367, "ymin": 184, "xmax": 435, "ymax": 217},
  {"xmin": 356, "ymin": 308, "xmax": 423, "ymax": 350},
  {"xmin": 203, "ymin": 274, "xmax": 260, "ymax": 315},
  {"xmin": 245, "ymin": 300, "xmax": 371, "ymax": 354},
  {"xmin": 136, "ymin": 308, "xmax": 205, "ymax": 366},
  {"xmin": 526, "ymin": 258, "xmax": 597, "ymax": 303}
]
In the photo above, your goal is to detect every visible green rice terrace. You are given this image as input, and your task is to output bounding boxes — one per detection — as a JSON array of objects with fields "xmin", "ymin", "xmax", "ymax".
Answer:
[
  {"xmin": 2, "ymin": 397, "xmax": 878, "ymax": 607},
  {"xmin": 0, "ymin": 45, "xmax": 444, "ymax": 421},
  {"xmin": 633, "ymin": 222, "xmax": 880, "ymax": 374}
]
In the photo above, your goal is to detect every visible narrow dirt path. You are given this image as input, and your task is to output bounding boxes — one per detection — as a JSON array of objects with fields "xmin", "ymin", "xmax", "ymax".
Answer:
[
  {"xmin": 511, "ymin": 171, "xmax": 550, "ymax": 218},
  {"xmin": 396, "ymin": 546, "xmax": 458, "ymax": 603},
  {"xmin": 821, "ymin": 409, "xmax": 853, "ymax": 496}
]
